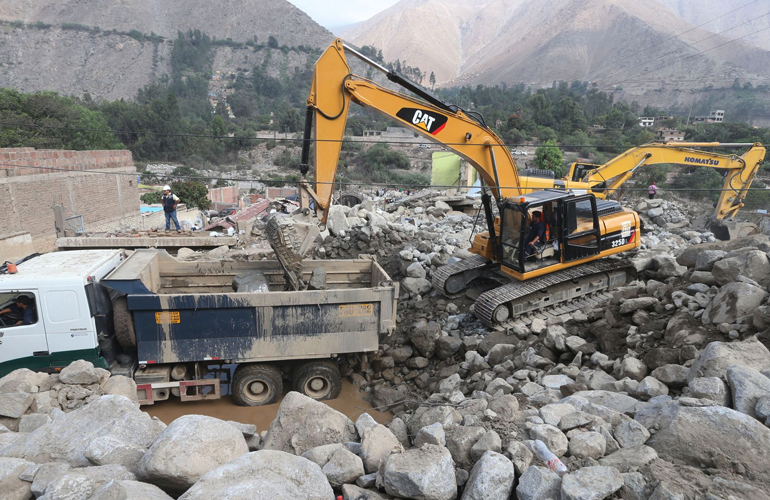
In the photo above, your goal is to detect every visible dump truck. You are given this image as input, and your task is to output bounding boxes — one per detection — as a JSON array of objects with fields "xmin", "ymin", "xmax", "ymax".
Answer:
[{"xmin": 0, "ymin": 249, "xmax": 398, "ymax": 406}]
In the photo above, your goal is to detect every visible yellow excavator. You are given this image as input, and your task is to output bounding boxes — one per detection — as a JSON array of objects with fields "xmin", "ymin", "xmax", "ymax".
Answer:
[
  {"xmin": 269, "ymin": 39, "xmax": 765, "ymax": 325},
  {"xmin": 264, "ymin": 39, "xmax": 645, "ymax": 326},
  {"xmin": 516, "ymin": 142, "xmax": 766, "ymax": 238}
]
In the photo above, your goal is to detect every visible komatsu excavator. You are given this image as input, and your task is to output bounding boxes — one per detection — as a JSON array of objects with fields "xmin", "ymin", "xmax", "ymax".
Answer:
[
  {"xmin": 516, "ymin": 142, "xmax": 765, "ymax": 239},
  {"xmin": 264, "ymin": 38, "xmax": 646, "ymax": 326}
]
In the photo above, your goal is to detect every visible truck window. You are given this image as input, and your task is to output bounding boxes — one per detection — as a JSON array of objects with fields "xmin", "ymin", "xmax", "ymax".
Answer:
[{"xmin": 0, "ymin": 292, "xmax": 38, "ymax": 327}]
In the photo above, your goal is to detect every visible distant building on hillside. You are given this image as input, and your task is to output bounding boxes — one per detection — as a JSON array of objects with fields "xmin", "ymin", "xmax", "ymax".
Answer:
[
  {"xmin": 693, "ymin": 110, "xmax": 725, "ymax": 124},
  {"xmin": 655, "ymin": 128, "xmax": 685, "ymax": 142},
  {"xmin": 639, "ymin": 117, "xmax": 655, "ymax": 127}
]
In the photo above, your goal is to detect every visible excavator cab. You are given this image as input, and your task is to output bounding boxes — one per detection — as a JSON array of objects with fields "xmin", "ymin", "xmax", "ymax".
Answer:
[
  {"xmin": 566, "ymin": 162, "xmax": 600, "ymax": 182},
  {"xmin": 498, "ymin": 190, "xmax": 603, "ymax": 276}
]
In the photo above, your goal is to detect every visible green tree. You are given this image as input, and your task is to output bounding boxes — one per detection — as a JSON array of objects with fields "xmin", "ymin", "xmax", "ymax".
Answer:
[
  {"xmin": 172, "ymin": 180, "xmax": 211, "ymax": 209},
  {"xmin": 140, "ymin": 191, "xmax": 162, "ymax": 204},
  {"xmin": 429, "ymin": 71, "xmax": 436, "ymax": 89},
  {"xmin": 535, "ymin": 140, "xmax": 564, "ymax": 176}
]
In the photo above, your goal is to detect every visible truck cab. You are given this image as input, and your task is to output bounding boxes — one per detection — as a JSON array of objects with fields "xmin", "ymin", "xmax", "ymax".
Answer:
[{"xmin": 0, "ymin": 250, "xmax": 122, "ymax": 376}]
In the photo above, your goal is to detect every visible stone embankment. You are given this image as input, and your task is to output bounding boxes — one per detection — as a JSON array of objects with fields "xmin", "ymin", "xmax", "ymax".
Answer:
[{"xmin": 2, "ymin": 193, "xmax": 770, "ymax": 499}]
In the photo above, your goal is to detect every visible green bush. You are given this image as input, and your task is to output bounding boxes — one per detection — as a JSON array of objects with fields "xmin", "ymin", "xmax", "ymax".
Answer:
[{"xmin": 61, "ymin": 23, "xmax": 92, "ymax": 32}]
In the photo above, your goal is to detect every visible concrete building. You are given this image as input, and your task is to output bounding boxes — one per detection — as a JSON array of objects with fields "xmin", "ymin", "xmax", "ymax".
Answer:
[
  {"xmin": 639, "ymin": 117, "xmax": 655, "ymax": 127},
  {"xmin": 0, "ymin": 148, "xmax": 139, "ymax": 254},
  {"xmin": 655, "ymin": 129, "xmax": 685, "ymax": 142},
  {"xmin": 693, "ymin": 110, "xmax": 725, "ymax": 124}
]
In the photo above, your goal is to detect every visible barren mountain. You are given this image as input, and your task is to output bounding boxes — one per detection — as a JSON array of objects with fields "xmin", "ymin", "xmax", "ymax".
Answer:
[
  {"xmin": 0, "ymin": 0, "xmax": 332, "ymax": 47},
  {"xmin": 655, "ymin": 0, "xmax": 770, "ymax": 51},
  {"xmin": 344, "ymin": 0, "xmax": 770, "ymax": 94}
]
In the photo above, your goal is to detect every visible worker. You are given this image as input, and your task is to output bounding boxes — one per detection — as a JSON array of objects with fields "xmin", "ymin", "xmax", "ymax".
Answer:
[
  {"xmin": 525, "ymin": 211, "xmax": 545, "ymax": 257},
  {"xmin": 648, "ymin": 181, "xmax": 658, "ymax": 200},
  {"xmin": 162, "ymin": 185, "xmax": 182, "ymax": 231},
  {"xmin": 0, "ymin": 296, "xmax": 36, "ymax": 326}
]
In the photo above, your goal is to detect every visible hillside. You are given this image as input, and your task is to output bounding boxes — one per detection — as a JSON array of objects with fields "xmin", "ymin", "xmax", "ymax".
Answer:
[
  {"xmin": 0, "ymin": 0, "xmax": 332, "ymax": 46},
  {"xmin": 655, "ymin": 0, "xmax": 770, "ymax": 51},
  {"xmin": 344, "ymin": 0, "xmax": 770, "ymax": 95}
]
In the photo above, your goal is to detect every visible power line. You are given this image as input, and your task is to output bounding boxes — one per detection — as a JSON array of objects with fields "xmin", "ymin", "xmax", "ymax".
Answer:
[
  {"xmin": 1, "ymin": 161, "xmax": 768, "ymax": 192},
  {"xmin": 0, "ymin": 121, "xmax": 761, "ymax": 151},
  {"xmin": 601, "ymin": 23, "xmax": 770, "ymax": 92},
  {"xmin": 596, "ymin": 11, "xmax": 770, "ymax": 88},
  {"xmin": 579, "ymin": 0, "xmax": 762, "ymax": 80}
]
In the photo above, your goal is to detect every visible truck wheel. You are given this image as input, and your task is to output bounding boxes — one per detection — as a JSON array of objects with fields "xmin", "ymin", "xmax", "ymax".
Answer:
[
  {"xmin": 112, "ymin": 297, "xmax": 136, "ymax": 349},
  {"xmin": 292, "ymin": 360, "xmax": 342, "ymax": 401},
  {"xmin": 232, "ymin": 364, "xmax": 283, "ymax": 406}
]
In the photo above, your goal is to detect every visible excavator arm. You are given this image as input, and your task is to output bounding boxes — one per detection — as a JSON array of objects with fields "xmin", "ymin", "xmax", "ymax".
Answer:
[
  {"xmin": 299, "ymin": 39, "xmax": 521, "ymax": 224},
  {"xmin": 571, "ymin": 142, "xmax": 765, "ymax": 220}
]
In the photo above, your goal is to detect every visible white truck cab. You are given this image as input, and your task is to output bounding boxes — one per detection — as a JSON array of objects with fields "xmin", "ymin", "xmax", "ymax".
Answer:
[{"xmin": 0, "ymin": 250, "xmax": 122, "ymax": 376}]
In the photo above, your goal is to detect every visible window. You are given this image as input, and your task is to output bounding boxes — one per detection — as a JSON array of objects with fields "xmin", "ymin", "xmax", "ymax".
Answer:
[
  {"xmin": 0, "ymin": 291, "xmax": 38, "ymax": 327},
  {"xmin": 501, "ymin": 207, "xmax": 523, "ymax": 269}
]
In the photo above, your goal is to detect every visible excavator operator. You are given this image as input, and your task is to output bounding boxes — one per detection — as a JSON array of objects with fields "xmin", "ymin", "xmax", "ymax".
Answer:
[{"xmin": 524, "ymin": 211, "xmax": 545, "ymax": 257}]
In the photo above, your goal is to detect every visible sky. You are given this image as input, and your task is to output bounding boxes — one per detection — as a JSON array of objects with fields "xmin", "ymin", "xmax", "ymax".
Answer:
[{"xmin": 287, "ymin": 0, "xmax": 401, "ymax": 29}]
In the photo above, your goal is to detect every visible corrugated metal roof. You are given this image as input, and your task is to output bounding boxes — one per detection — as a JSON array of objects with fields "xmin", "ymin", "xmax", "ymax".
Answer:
[{"xmin": 202, "ymin": 200, "xmax": 270, "ymax": 231}]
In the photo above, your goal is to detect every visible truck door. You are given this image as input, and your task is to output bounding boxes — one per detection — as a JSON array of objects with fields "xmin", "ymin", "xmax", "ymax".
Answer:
[
  {"xmin": 562, "ymin": 196, "xmax": 600, "ymax": 262},
  {"xmin": 0, "ymin": 290, "xmax": 50, "ymax": 371}
]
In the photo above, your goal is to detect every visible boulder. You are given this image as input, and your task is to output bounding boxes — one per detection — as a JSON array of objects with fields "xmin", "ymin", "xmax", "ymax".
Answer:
[
  {"xmin": 0, "ymin": 457, "xmax": 34, "ymax": 500},
  {"xmin": 470, "ymin": 430, "xmax": 502, "ymax": 462},
  {"xmin": 372, "ymin": 385, "xmax": 408, "ymax": 411},
  {"xmin": 561, "ymin": 466, "xmax": 623, "ymax": 500},
  {"xmin": 613, "ymin": 420, "xmax": 650, "ymax": 448},
  {"xmin": 179, "ymin": 450, "xmax": 335, "ymax": 500},
  {"xmin": 2, "ymin": 395, "xmax": 161, "ymax": 466},
  {"xmin": 635, "ymin": 400, "xmax": 770, "ymax": 476},
  {"xmin": 262, "ymin": 391, "xmax": 357, "ymax": 455},
  {"xmin": 568, "ymin": 431, "xmax": 606, "ymax": 459},
  {"xmin": 711, "ymin": 250, "xmax": 770, "ymax": 287},
  {"xmin": 0, "ymin": 393, "xmax": 34, "ymax": 419},
  {"xmin": 86, "ymin": 435, "xmax": 146, "ymax": 473},
  {"xmin": 360, "ymin": 424, "xmax": 404, "ymax": 473},
  {"xmin": 650, "ymin": 365, "xmax": 689, "ymax": 389},
  {"xmin": 59, "ymin": 359, "xmax": 104, "ymax": 385},
  {"xmin": 322, "ymin": 447, "xmax": 365, "ymax": 487},
  {"xmin": 435, "ymin": 337, "xmax": 463, "ymax": 360},
  {"xmin": 328, "ymin": 205, "xmax": 350, "ymax": 236},
  {"xmin": 702, "ymin": 282, "xmax": 768, "ymax": 325},
  {"xmin": 341, "ymin": 484, "xmax": 390, "ymax": 500},
  {"xmin": 414, "ymin": 423, "xmax": 446, "ymax": 447},
  {"xmin": 460, "ymin": 451, "xmax": 514, "ymax": 500},
  {"xmin": 620, "ymin": 358, "xmax": 647, "ymax": 382},
  {"xmin": 90, "ymin": 480, "xmax": 174, "ymax": 500},
  {"xmin": 506, "ymin": 441, "xmax": 534, "ymax": 477},
  {"xmin": 138, "ymin": 414, "xmax": 249, "ymax": 491},
  {"xmin": 379, "ymin": 444, "xmax": 457, "ymax": 500},
  {"xmin": 565, "ymin": 391, "xmax": 643, "ymax": 415},
  {"xmin": 487, "ymin": 394, "xmax": 519, "ymax": 421},
  {"xmin": 694, "ymin": 250, "xmax": 726, "ymax": 271},
  {"xmin": 687, "ymin": 377, "xmax": 731, "ymax": 406},
  {"xmin": 687, "ymin": 338, "xmax": 770, "ymax": 382},
  {"xmin": 632, "ymin": 377, "xmax": 669, "ymax": 401},
  {"xmin": 445, "ymin": 426, "xmax": 486, "ymax": 469},
  {"xmin": 409, "ymin": 323, "xmax": 442, "ymax": 358},
  {"xmin": 0, "ymin": 369, "xmax": 49, "ymax": 393},
  {"xmin": 539, "ymin": 403, "xmax": 576, "ymax": 427},
  {"xmin": 676, "ymin": 235, "xmax": 770, "ymax": 268},
  {"xmin": 101, "ymin": 376, "xmax": 138, "ymax": 404},
  {"xmin": 516, "ymin": 466, "xmax": 562, "ymax": 500},
  {"xmin": 402, "ymin": 278, "xmax": 432, "ymax": 296},
  {"xmin": 726, "ymin": 365, "xmax": 770, "ymax": 418},
  {"xmin": 529, "ymin": 424, "xmax": 568, "ymax": 457},
  {"xmin": 619, "ymin": 297, "xmax": 658, "ymax": 315},
  {"xmin": 651, "ymin": 255, "xmax": 686, "ymax": 279},
  {"xmin": 598, "ymin": 446, "xmax": 658, "ymax": 473},
  {"xmin": 43, "ymin": 464, "xmax": 135, "ymax": 500},
  {"xmin": 29, "ymin": 462, "xmax": 71, "ymax": 497}
]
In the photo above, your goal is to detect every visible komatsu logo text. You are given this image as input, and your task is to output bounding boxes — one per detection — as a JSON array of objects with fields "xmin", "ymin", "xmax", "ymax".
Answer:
[
  {"xmin": 396, "ymin": 108, "xmax": 448, "ymax": 135},
  {"xmin": 684, "ymin": 157, "xmax": 720, "ymax": 166}
]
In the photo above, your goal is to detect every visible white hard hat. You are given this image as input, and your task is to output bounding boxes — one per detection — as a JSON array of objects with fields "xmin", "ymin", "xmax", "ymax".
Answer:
[{"xmin": 163, "ymin": 185, "xmax": 171, "ymax": 191}]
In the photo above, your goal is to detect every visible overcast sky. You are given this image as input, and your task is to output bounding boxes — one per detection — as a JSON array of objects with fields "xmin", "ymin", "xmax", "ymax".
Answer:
[{"xmin": 287, "ymin": 0, "xmax": 401, "ymax": 29}]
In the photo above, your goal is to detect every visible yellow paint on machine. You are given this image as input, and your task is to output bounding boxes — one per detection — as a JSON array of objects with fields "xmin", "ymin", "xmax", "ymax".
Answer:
[
  {"xmin": 155, "ymin": 311, "xmax": 180, "ymax": 324},
  {"xmin": 339, "ymin": 303, "xmax": 374, "ymax": 317}
]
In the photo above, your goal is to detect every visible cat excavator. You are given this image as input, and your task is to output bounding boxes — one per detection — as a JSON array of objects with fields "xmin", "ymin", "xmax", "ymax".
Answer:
[
  {"xmin": 265, "ymin": 38, "xmax": 645, "ymax": 326},
  {"xmin": 515, "ymin": 142, "xmax": 765, "ymax": 239}
]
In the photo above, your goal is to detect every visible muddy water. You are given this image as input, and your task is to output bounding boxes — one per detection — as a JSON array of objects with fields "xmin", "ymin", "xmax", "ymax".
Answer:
[{"xmin": 143, "ymin": 380, "xmax": 392, "ymax": 430}]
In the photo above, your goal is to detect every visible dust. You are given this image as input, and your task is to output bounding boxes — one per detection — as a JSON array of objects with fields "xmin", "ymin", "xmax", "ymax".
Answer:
[{"xmin": 143, "ymin": 379, "xmax": 392, "ymax": 429}]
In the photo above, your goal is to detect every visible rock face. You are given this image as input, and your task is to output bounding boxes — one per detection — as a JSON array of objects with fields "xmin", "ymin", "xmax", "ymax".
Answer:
[
  {"xmin": 636, "ymin": 400, "xmax": 770, "ymax": 476},
  {"xmin": 138, "ymin": 414, "xmax": 249, "ymax": 491},
  {"xmin": 702, "ymin": 282, "xmax": 768, "ymax": 325},
  {"xmin": 262, "ymin": 392, "xmax": 358, "ymax": 455},
  {"xmin": 687, "ymin": 338, "xmax": 770, "ymax": 382},
  {"xmin": 726, "ymin": 365, "xmax": 770, "ymax": 419},
  {"xmin": 2, "ymin": 395, "xmax": 161, "ymax": 467},
  {"xmin": 179, "ymin": 450, "xmax": 335, "ymax": 500},
  {"xmin": 561, "ymin": 466, "xmax": 624, "ymax": 500},
  {"xmin": 379, "ymin": 444, "xmax": 457, "ymax": 500},
  {"xmin": 460, "ymin": 451, "xmax": 514, "ymax": 500}
]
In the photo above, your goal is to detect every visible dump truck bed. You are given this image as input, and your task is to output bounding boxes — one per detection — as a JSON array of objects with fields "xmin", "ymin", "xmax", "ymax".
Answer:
[{"xmin": 103, "ymin": 250, "xmax": 398, "ymax": 365}]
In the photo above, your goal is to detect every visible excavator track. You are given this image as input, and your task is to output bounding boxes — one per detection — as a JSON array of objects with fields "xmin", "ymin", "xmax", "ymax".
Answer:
[
  {"xmin": 473, "ymin": 260, "xmax": 632, "ymax": 327},
  {"xmin": 432, "ymin": 254, "xmax": 496, "ymax": 296}
]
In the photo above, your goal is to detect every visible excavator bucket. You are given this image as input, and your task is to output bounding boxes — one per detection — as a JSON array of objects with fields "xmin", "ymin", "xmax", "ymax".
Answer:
[
  {"xmin": 264, "ymin": 214, "xmax": 320, "ymax": 290},
  {"xmin": 708, "ymin": 219, "xmax": 759, "ymax": 241}
]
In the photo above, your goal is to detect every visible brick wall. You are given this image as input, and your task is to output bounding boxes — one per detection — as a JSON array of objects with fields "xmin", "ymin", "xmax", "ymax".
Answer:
[
  {"xmin": 267, "ymin": 187, "xmax": 298, "ymax": 199},
  {"xmin": 207, "ymin": 185, "xmax": 239, "ymax": 205},
  {"xmin": 0, "ymin": 148, "xmax": 139, "ymax": 252}
]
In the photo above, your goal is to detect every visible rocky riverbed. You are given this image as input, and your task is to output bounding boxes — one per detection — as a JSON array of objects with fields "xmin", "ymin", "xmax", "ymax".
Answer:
[{"xmin": 2, "ymin": 192, "xmax": 770, "ymax": 499}]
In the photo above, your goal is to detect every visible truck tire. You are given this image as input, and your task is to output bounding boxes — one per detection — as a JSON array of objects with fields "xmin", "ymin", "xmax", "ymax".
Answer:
[
  {"xmin": 232, "ymin": 364, "xmax": 283, "ymax": 406},
  {"xmin": 112, "ymin": 297, "xmax": 137, "ymax": 349},
  {"xmin": 292, "ymin": 360, "xmax": 342, "ymax": 401},
  {"xmin": 338, "ymin": 192, "xmax": 363, "ymax": 208}
]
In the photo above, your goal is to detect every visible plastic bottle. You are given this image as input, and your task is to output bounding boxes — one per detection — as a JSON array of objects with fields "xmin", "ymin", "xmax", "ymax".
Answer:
[{"xmin": 533, "ymin": 440, "xmax": 569, "ymax": 477}]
